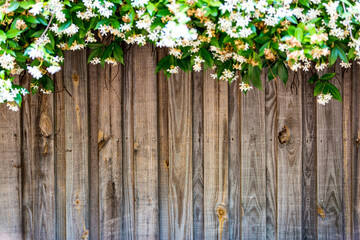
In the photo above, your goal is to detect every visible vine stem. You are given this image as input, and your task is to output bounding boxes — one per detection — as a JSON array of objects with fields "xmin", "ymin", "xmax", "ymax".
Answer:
[
  {"xmin": 341, "ymin": 2, "xmax": 354, "ymax": 40},
  {"xmin": 40, "ymin": 14, "xmax": 54, "ymax": 39}
]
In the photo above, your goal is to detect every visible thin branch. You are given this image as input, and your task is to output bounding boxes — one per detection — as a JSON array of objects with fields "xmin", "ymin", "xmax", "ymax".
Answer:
[{"xmin": 40, "ymin": 15, "xmax": 54, "ymax": 39}]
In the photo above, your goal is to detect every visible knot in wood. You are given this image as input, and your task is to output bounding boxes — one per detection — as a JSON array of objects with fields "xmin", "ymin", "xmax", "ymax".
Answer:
[
  {"xmin": 356, "ymin": 138, "xmax": 360, "ymax": 147},
  {"xmin": 39, "ymin": 113, "xmax": 52, "ymax": 137},
  {"xmin": 72, "ymin": 73, "xmax": 79, "ymax": 82},
  {"xmin": 216, "ymin": 204, "xmax": 228, "ymax": 220},
  {"xmin": 278, "ymin": 125, "xmax": 290, "ymax": 144}
]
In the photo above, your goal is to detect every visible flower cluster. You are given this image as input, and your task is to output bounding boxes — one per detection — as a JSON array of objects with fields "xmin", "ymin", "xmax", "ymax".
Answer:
[{"xmin": 0, "ymin": 0, "xmax": 358, "ymax": 111}]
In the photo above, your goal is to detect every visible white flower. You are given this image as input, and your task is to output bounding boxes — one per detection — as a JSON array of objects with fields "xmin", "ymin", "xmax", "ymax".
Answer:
[
  {"xmin": 239, "ymin": 82, "xmax": 253, "ymax": 92},
  {"xmin": 167, "ymin": 65, "xmax": 179, "ymax": 74},
  {"xmin": 28, "ymin": 48, "xmax": 44, "ymax": 59},
  {"xmin": 0, "ymin": 53, "xmax": 15, "ymax": 70},
  {"xmin": 29, "ymin": 2, "xmax": 43, "ymax": 15},
  {"xmin": 47, "ymin": 65, "xmax": 61, "ymax": 74},
  {"xmin": 90, "ymin": 57, "xmax": 101, "ymax": 65},
  {"xmin": 7, "ymin": 102, "xmax": 19, "ymax": 111},
  {"xmin": 317, "ymin": 93, "xmax": 332, "ymax": 105},
  {"xmin": 27, "ymin": 66, "xmax": 43, "ymax": 79}
]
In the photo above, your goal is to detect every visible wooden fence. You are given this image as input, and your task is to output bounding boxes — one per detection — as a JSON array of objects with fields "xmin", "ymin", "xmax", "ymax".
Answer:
[{"xmin": 0, "ymin": 44, "xmax": 359, "ymax": 240}]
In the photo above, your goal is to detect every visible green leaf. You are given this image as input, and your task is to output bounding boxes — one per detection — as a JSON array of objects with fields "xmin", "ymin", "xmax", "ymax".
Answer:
[
  {"xmin": 0, "ymin": 30, "xmax": 6, "ymax": 42},
  {"xmin": 147, "ymin": 2, "xmax": 156, "ymax": 16},
  {"xmin": 156, "ymin": 55, "xmax": 172, "ymax": 73},
  {"xmin": 314, "ymin": 81, "xmax": 324, "ymax": 96},
  {"xmin": 58, "ymin": 20, "xmax": 71, "ymax": 31},
  {"xmin": 278, "ymin": 62, "xmax": 288, "ymax": 85},
  {"xmin": 87, "ymin": 43, "xmax": 104, "ymax": 49},
  {"xmin": 87, "ymin": 48, "xmax": 102, "ymax": 63},
  {"xmin": 294, "ymin": 28, "xmax": 303, "ymax": 42},
  {"xmin": 327, "ymin": 83, "xmax": 342, "ymax": 102},
  {"xmin": 40, "ymin": 75, "xmax": 55, "ymax": 92},
  {"xmin": 250, "ymin": 66, "xmax": 262, "ymax": 90},
  {"xmin": 286, "ymin": 16, "xmax": 298, "ymax": 24},
  {"xmin": 8, "ymin": 1, "xmax": 20, "ymax": 12},
  {"xmin": 308, "ymin": 74, "xmax": 318, "ymax": 83},
  {"xmin": 113, "ymin": 44, "xmax": 124, "ymax": 64},
  {"xmin": 329, "ymin": 48, "xmax": 338, "ymax": 66},
  {"xmin": 200, "ymin": 48, "xmax": 214, "ymax": 66},
  {"xmin": 320, "ymin": 73, "xmax": 336, "ymax": 81},
  {"xmin": 6, "ymin": 29, "xmax": 21, "ymax": 38}
]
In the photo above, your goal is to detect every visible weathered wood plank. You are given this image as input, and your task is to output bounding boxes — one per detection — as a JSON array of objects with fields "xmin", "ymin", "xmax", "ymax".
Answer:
[
  {"xmin": 228, "ymin": 78, "xmax": 241, "ymax": 240},
  {"xmin": 352, "ymin": 63, "xmax": 360, "ymax": 240},
  {"xmin": 64, "ymin": 51, "xmax": 90, "ymax": 239},
  {"xmin": 192, "ymin": 70, "xmax": 204, "ymax": 240},
  {"xmin": 122, "ymin": 45, "xmax": 135, "ymax": 240},
  {"xmin": 98, "ymin": 63, "xmax": 123, "ymax": 239},
  {"xmin": 317, "ymin": 66, "xmax": 343, "ymax": 239},
  {"xmin": 241, "ymin": 74, "xmax": 266, "ymax": 239},
  {"xmin": 157, "ymin": 48, "xmax": 170, "ymax": 240},
  {"xmin": 88, "ymin": 54, "xmax": 100, "ymax": 240},
  {"xmin": 132, "ymin": 45, "xmax": 159, "ymax": 239},
  {"xmin": 277, "ymin": 72, "xmax": 302, "ymax": 239},
  {"xmin": 0, "ymin": 92, "xmax": 21, "ymax": 239},
  {"xmin": 54, "ymin": 69, "xmax": 67, "ymax": 240},
  {"xmin": 301, "ymin": 71, "xmax": 317, "ymax": 239},
  {"xmin": 168, "ymin": 70, "xmax": 193, "ymax": 239},
  {"xmin": 265, "ymin": 78, "xmax": 277, "ymax": 240},
  {"xmin": 342, "ymin": 66, "xmax": 352, "ymax": 240},
  {"xmin": 204, "ymin": 70, "xmax": 229, "ymax": 240}
]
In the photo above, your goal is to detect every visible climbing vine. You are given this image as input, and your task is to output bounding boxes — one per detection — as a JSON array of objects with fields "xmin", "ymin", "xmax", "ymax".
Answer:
[{"xmin": 0, "ymin": 0, "xmax": 359, "ymax": 110}]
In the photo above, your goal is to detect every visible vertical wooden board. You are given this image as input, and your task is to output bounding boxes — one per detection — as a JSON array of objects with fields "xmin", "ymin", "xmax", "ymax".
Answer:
[
  {"xmin": 122, "ymin": 45, "xmax": 135, "ymax": 240},
  {"xmin": 157, "ymin": 48, "xmax": 170, "ymax": 240},
  {"xmin": 21, "ymin": 74, "xmax": 55, "ymax": 240},
  {"xmin": 352, "ymin": 63, "xmax": 360, "ymax": 240},
  {"xmin": 204, "ymin": 70, "xmax": 229, "ymax": 240},
  {"xmin": 132, "ymin": 45, "xmax": 159, "ymax": 239},
  {"xmin": 0, "ymin": 100, "xmax": 21, "ymax": 239},
  {"xmin": 301, "ymin": 71, "xmax": 317, "ymax": 239},
  {"xmin": 168, "ymin": 70, "xmax": 193, "ymax": 239},
  {"xmin": 98, "ymin": 64, "xmax": 123, "ymax": 239},
  {"xmin": 192, "ymin": 71, "xmax": 204, "ymax": 240},
  {"xmin": 277, "ymin": 72, "xmax": 302, "ymax": 239},
  {"xmin": 54, "ymin": 69, "xmax": 67, "ymax": 240},
  {"xmin": 342, "ymin": 67, "xmax": 352, "ymax": 240},
  {"xmin": 64, "ymin": 50, "xmax": 89, "ymax": 239},
  {"xmin": 228, "ymin": 78, "xmax": 241, "ymax": 239},
  {"xmin": 317, "ymin": 66, "xmax": 343, "ymax": 239},
  {"xmin": 265, "ymin": 79, "xmax": 277, "ymax": 240},
  {"xmin": 241, "ymin": 74, "xmax": 266, "ymax": 239},
  {"xmin": 88, "ymin": 56, "xmax": 99, "ymax": 240}
]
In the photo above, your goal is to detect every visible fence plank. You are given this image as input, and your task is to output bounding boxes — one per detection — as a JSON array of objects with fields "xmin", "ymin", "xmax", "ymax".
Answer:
[
  {"xmin": 192, "ymin": 71, "xmax": 204, "ymax": 240},
  {"xmin": 88, "ymin": 56, "xmax": 100, "ymax": 240},
  {"xmin": 54, "ymin": 69, "xmax": 67, "ymax": 240},
  {"xmin": 301, "ymin": 71, "xmax": 317, "ymax": 239},
  {"xmin": 64, "ymin": 51, "xmax": 90, "ymax": 239},
  {"xmin": 317, "ymin": 66, "xmax": 343, "ymax": 239},
  {"xmin": 241, "ymin": 74, "xmax": 266, "ymax": 239},
  {"xmin": 98, "ymin": 64, "xmax": 123, "ymax": 239},
  {"xmin": 122, "ymin": 45, "xmax": 135, "ymax": 240},
  {"xmin": 132, "ymin": 45, "xmax": 159, "ymax": 239},
  {"xmin": 157, "ymin": 48, "xmax": 170, "ymax": 240},
  {"xmin": 228, "ymin": 78, "xmax": 241, "ymax": 240},
  {"xmin": 265, "ymin": 79, "xmax": 277, "ymax": 240},
  {"xmin": 204, "ymin": 70, "xmax": 229, "ymax": 240},
  {"xmin": 0, "ymin": 100, "xmax": 21, "ymax": 240},
  {"xmin": 168, "ymin": 70, "xmax": 193, "ymax": 239},
  {"xmin": 352, "ymin": 64, "xmax": 360, "ymax": 240},
  {"xmin": 342, "ymin": 66, "xmax": 352, "ymax": 240},
  {"xmin": 277, "ymin": 72, "xmax": 302, "ymax": 239}
]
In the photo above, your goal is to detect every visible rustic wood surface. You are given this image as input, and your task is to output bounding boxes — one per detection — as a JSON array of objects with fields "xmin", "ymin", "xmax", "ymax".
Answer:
[{"xmin": 0, "ymin": 47, "xmax": 359, "ymax": 239}]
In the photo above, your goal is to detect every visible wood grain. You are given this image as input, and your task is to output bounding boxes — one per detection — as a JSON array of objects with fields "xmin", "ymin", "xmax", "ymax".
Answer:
[
  {"xmin": 203, "ymin": 70, "xmax": 229, "ymax": 240},
  {"xmin": 352, "ymin": 63, "xmax": 360, "ymax": 240},
  {"xmin": 168, "ymin": 70, "xmax": 193, "ymax": 239},
  {"xmin": 301, "ymin": 71, "xmax": 317, "ymax": 239},
  {"xmin": 98, "ymin": 63, "xmax": 123, "ymax": 239},
  {"xmin": 265, "ymin": 78, "xmax": 277, "ymax": 240},
  {"xmin": 317, "ymin": 65, "xmax": 343, "ymax": 239},
  {"xmin": 122, "ymin": 45, "xmax": 135, "ymax": 240},
  {"xmin": 342, "ymin": 66, "xmax": 352, "ymax": 240},
  {"xmin": 228, "ymin": 77, "xmax": 241, "ymax": 240},
  {"xmin": 241, "ymin": 73, "xmax": 266, "ymax": 239},
  {"xmin": 157, "ymin": 48, "xmax": 170, "ymax": 240},
  {"xmin": 277, "ymin": 72, "xmax": 302, "ymax": 239},
  {"xmin": 0, "ymin": 90, "xmax": 21, "ymax": 240},
  {"xmin": 64, "ymin": 50, "xmax": 90, "ymax": 239},
  {"xmin": 132, "ymin": 45, "xmax": 159, "ymax": 239},
  {"xmin": 54, "ymin": 69, "xmax": 67, "ymax": 240},
  {"xmin": 192, "ymin": 70, "xmax": 204, "ymax": 240}
]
